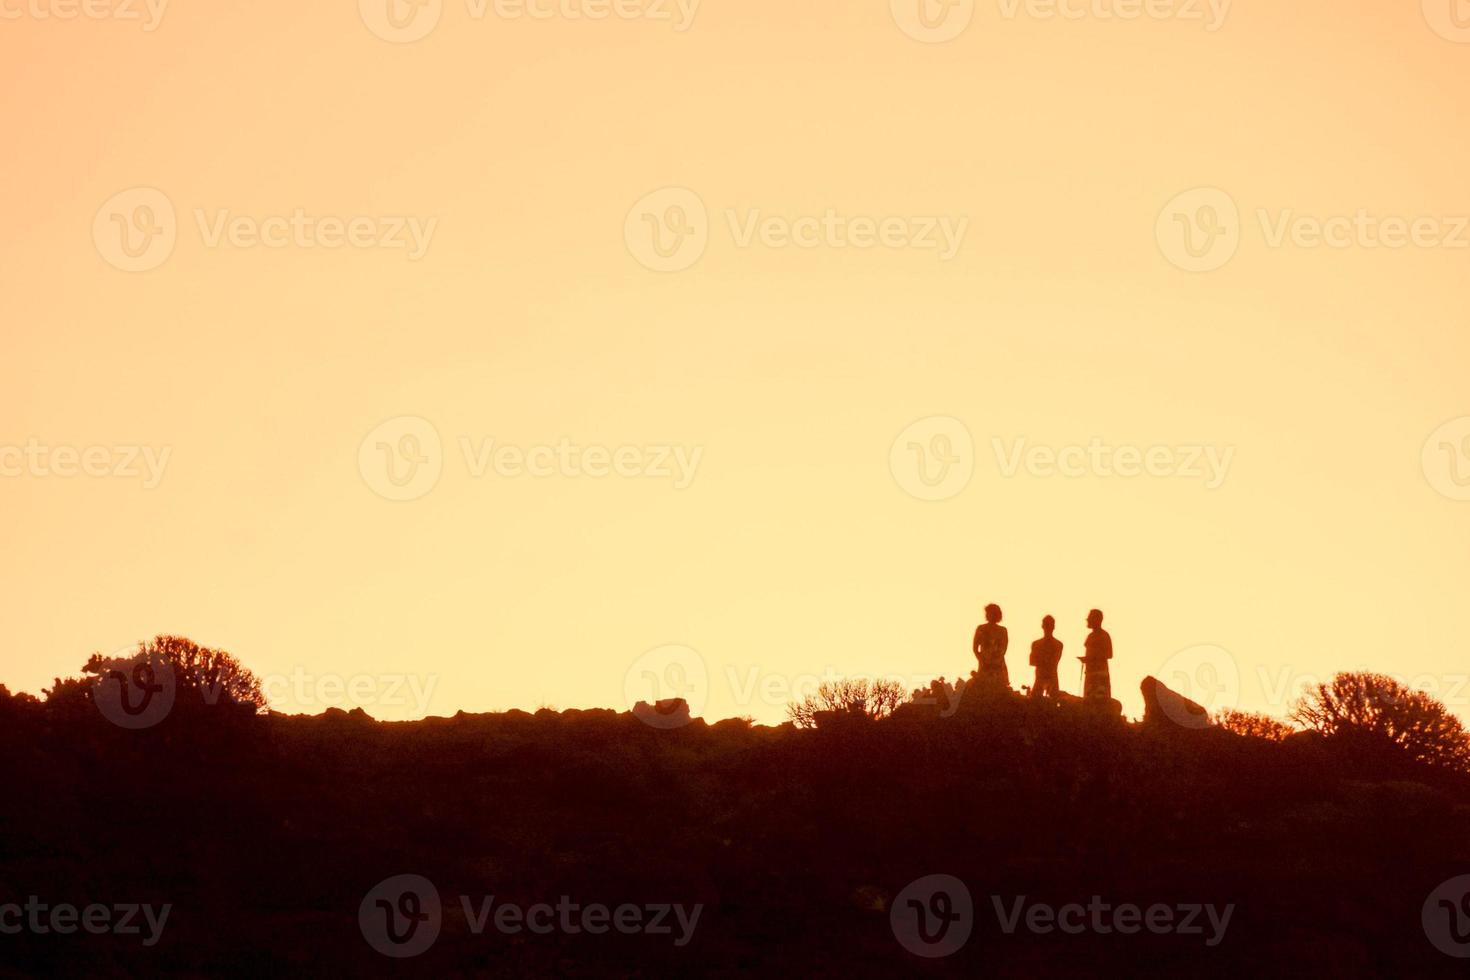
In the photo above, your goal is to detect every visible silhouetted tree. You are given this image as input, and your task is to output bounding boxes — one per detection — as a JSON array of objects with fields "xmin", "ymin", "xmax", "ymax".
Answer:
[
  {"xmin": 787, "ymin": 678, "xmax": 904, "ymax": 729},
  {"xmin": 81, "ymin": 635, "xmax": 266, "ymax": 713},
  {"xmin": 41, "ymin": 674, "xmax": 94, "ymax": 721},
  {"xmin": 1290, "ymin": 672, "xmax": 1470, "ymax": 772},
  {"xmin": 1215, "ymin": 708, "xmax": 1295, "ymax": 741}
]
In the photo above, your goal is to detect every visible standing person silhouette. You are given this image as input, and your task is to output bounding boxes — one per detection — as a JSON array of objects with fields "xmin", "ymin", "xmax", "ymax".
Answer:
[
  {"xmin": 1080, "ymin": 609, "xmax": 1113, "ymax": 700},
  {"xmin": 1029, "ymin": 615, "xmax": 1063, "ymax": 699},
  {"xmin": 973, "ymin": 604, "xmax": 1010, "ymax": 691}
]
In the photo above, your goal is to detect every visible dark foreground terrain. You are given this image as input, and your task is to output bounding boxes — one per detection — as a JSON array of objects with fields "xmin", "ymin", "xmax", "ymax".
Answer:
[{"xmin": 3, "ymin": 684, "xmax": 1470, "ymax": 978}]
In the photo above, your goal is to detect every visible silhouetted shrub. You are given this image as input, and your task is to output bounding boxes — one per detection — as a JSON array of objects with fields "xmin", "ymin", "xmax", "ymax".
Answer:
[
  {"xmin": 1215, "ymin": 708, "xmax": 1295, "ymax": 741},
  {"xmin": 787, "ymin": 678, "xmax": 904, "ymax": 729},
  {"xmin": 1290, "ymin": 672, "xmax": 1470, "ymax": 772},
  {"xmin": 81, "ymin": 634, "xmax": 266, "ymax": 714}
]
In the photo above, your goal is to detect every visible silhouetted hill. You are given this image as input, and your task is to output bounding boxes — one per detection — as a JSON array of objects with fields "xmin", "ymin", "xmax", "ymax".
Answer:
[{"xmin": 3, "ymin": 688, "xmax": 1470, "ymax": 977}]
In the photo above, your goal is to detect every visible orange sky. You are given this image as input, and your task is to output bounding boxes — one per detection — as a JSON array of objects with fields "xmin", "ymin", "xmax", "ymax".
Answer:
[{"xmin": 2, "ymin": 0, "xmax": 1468, "ymax": 724}]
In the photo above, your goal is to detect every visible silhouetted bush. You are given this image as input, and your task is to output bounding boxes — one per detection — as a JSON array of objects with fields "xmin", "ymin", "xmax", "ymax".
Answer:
[
  {"xmin": 1215, "ymin": 708, "xmax": 1296, "ymax": 741},
  {"xmin": 81, "ymin": 634, "xmax": 266, "ymax": 714},
  {"xmin": 787, "ymin": 678, "xmax": 904, "ymax": 729},
  {"xmin": 1290, "ymin": 672, "xmax": 1470, "ymax": 772}
]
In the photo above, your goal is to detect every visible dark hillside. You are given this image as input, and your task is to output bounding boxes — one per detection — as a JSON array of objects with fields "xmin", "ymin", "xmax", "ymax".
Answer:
[{"xmin": 3, "ymin": 686, "xmax": 1469, "ymax": 977}]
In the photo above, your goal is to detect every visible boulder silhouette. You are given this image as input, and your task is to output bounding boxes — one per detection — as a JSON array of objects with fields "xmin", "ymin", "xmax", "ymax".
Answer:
[
  {"xmin": 1141, "ymin": 675, "xmax": 1209, "ymax": 729},
  {"xmin": 633, "ymin": 697, "xmax": 691, "ymax": 727}
]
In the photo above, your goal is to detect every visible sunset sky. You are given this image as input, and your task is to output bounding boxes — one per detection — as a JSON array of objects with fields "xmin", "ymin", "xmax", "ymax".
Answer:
[{"xmin": 2, "ymin": 0, "xmax": 1468, "ymax": 724}]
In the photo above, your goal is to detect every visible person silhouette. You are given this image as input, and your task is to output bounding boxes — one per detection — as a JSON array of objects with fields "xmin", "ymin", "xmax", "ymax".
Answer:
[
  {"xmin": 973, "ymin": 604, "xmax": 1009, "ymax": 690},
  {"xmin": 1029, "ymin": 615, "xmax": 1063, "ymax": 699},
  {"xmin": 1080, "ymin": 609, "xmax": 1112, "ymax": 700}
]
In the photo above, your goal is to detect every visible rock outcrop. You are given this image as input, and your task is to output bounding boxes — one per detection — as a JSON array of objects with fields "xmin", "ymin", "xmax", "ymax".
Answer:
[
  {"xmin": 632, "ymin": 697, "xmax": 691, "ymax": 729},
  {"xmin": 1141, "ymin": 676, "xmax": 1209, "ymax": 729}
]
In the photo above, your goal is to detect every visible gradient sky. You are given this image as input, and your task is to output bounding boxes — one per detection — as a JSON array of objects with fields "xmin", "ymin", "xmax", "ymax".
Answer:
[{"xmin": 2, "ymin": 0, "xmax": 1468, "ymax": 724}]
